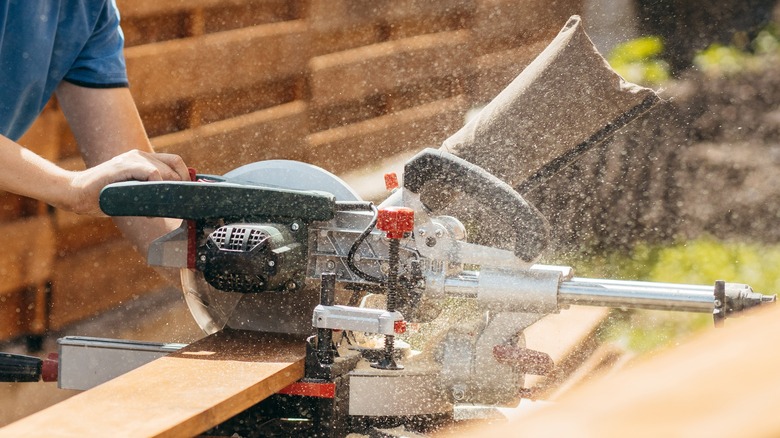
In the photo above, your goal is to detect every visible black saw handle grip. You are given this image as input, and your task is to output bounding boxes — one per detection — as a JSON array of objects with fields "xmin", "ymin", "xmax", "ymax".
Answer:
[
  {"xmin": 0, "ymin": 352, "xmax": 41, "ymax": 382},
  {"xmin": 403, "ymin": 148, "xmax": 549, "ymax": 262},
  {"xmin": 99, "ymin": 181, "xmax": 336, "ymax": 222}
]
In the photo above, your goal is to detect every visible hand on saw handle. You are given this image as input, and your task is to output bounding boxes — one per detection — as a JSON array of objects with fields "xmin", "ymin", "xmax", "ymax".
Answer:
[
  {"xmin": 0, "ymin": 135, "xmax": 188, "ymax": 217},
  {"xmin": 66, "ymin": 150, "xmax": 190, "ymax": 216}
]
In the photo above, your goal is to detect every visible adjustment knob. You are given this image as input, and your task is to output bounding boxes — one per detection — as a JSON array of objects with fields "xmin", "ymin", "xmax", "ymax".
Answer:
[
  {"xmin": 384, "ymin": 172, "xmax": 399, "ymax": 191},
  {"xmin": 376, "ymin": 207, "xmax": 414, "ymax": 239}
]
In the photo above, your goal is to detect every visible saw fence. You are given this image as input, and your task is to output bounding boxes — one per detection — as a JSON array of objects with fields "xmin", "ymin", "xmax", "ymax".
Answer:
[{"xmin": 1, "ymin": 1, "xmax": 581, "ymax": 342}]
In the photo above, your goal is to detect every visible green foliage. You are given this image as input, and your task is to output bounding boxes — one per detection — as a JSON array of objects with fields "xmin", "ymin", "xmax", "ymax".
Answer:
[
  {"xmin": 752, "ymin": 25, "xmax": 780, "ymax": 55},
  {"xmin": 645, "ymin": 237, "xmax": 780, "ymax": 293},
  {"xmin": 570, "ymin": 237, "xmax": 780, "ymax": 353},
  {"xmin": 694, "ymin": 26, "xmax": 780, "ymax": 75},
  {"xmin": 694, "ymin": 44, "xmax": 754, "ymax": 75},
  {"xmin": 607, "ymin": 36, "xmax": 670, "ymax": 86}
]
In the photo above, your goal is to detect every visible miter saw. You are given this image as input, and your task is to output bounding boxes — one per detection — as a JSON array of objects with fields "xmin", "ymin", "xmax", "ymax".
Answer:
[
  {"xmin": 2, "ymin": 15, "xmax": 775, "ymax": 437},
  {"xmin": 93, "ymin": 144, "xmax": 775, "ymax": 436},
  {"xmin": 103, "ymin": 16, "xmax": 776, "ymax": 436}
]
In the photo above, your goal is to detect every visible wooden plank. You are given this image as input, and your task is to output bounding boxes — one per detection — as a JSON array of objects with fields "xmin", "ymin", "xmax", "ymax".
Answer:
[
  {"xmin": 121, "ymin": 12, "xmax": 190, "ymax": 48},
  {"xmin": 0, "ymin": 290, "xmax": 26, "ymax": 341},
  {"xmin": 17, "ymin": 102, "xmax": 63, "ymax": 162},
  {"xmin": 522, "ymin": 306, "xmax": 610, "ymax": 397},
  {"xmin": 52, "ymin": 211, "xmax": 121, "ymax": 255},
  {"xmin": 309, "ymin": 24, "xmax": 384, "ymax": 57},
  {"xmin": 117, "ymin": 0, "xmax": 272, "ymax": 18},
  {"xmin": 382, "ymin": 0, "xmax": 474, "ymax": 40},
  {"xmin": 189, "ymin": 77, "xmax": 301, "ymax": 127},
  {"xmin": 308, "ymin": 0, "xmax": 471, "ymax": 32},
  {"xmin": 125, "ymin": 20, "xmax": 309, "ymax": 110},
  {"xmin": 152, "ymin": 100, "xmax": 307, "ymax": 175},
  {"xmin": 0, "ymin": 217, "xmax": 55, "ymax": 297},
  {"xmin": 472, "ymin": 0, "xmax": 582, "ymax": 52},
  {"xmin": 120, "ymin": 1, "xmax": 300, "ymax": 46},
  {"xmin": 203, "ymin": 1, "xmax": 298, "ymax": 33},
  {"xmin": 466, "ymin": 306, "xmax": 780, "ymax": 437},
  {"xmin": 0, "ymin": 193, "xmax": 31, "ymax": 222},
  {"xmin": 471, "ymin": 39, "xmax": 550, "ymax": 102},
  {"xmin": 307, "ymin": 0, "xmax": 383, "ymax": 31},
  {"xmin": 385, "ymin": 75, "xmax": 467, "ymax": 115},
  {"xmin": 0, "ymin": 330, "xmax": 306, "ymax": 437},
  {"xmin": 382, "ymin": 0, "xmax": 474, "ymax": 22},
  {"xmin": 308, "ymin": 30, "xmax": 471, "ymax": 108},
  {"xmin": 49, "ymin": 239, "xmax": 164, "ymax": 330},
  {"xmin": 306, "ymin": 95, "xmax": 469, "ymax": 174},
  {"xmin": 306, "ymin": 0, "xmax": 386, "ymax": 56}
]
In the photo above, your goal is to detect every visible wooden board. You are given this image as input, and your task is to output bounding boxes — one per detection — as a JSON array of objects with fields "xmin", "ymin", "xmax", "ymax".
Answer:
[
  {"xmin": 0, "ymin": 330, "xmax": 306, "ymax": 438},
  {"xmin": 0, "ymin": 217, "xmax": 55, "ymax": 297},
  {"xmin": 117, "ymin": 0, "xmax": 274, "ymax": 18},
  {"xmin": 308, "ymin": 30, "xmax": 470, "ymax": 108},
  {"xmin": 471, "ymin": 40, "xmax": 550, "ymax": 102},
  {"xmin": 472, "ymin": 0, "xmax": 581, "ymax": 52},
  {"xmin": 463, "ymin": 305, "xmax": 780, "ymax": 437},
  {"xmin": 152, "ymin": 100, "xmax": 307, "ymax": 175},
  {"xmin": 125, "ymin": 20, "xmax": 308, "ymax": 110},
  {"xmin": 306, "ymin": 95, "xmax": 469, "ymax": 174},
  {"xmin": 522, "ymin": 306, "xmax": 610, "ymax": 397},
  {"xmin": 49, "ymin": 239, "xmax": 165, "ymax": 331}
]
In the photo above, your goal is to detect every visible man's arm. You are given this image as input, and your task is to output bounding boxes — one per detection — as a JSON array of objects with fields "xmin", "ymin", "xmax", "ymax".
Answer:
[{"xmin": 55, "ymin": 81, "xmax": 189, "ymax": 255}]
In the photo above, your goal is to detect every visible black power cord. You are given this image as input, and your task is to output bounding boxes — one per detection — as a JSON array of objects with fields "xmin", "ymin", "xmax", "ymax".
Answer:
[{"xmin": 343, "ymin": 203, "xmax": 383, "ymax": 284}]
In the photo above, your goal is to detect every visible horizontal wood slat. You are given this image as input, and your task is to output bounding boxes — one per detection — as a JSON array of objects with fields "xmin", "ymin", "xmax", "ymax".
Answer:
[
  {"xmin": 308, "ymin": 0, "xmax": 472, "ymax": 30},
  {"xmin": 0, "ymin": 292, "xmax": 27, "ymax": 340},
  {"xmin": 473, "ymin": 0, "xmax": 581, "ymax": 51},
  {"xmin": 309, "ymin": 30, "xmax": 471, "ymax": 107},
  {"xmin": 471, "ymin": 39, "xmax": 551, "ymax": 102},
  {"xmin": 117, "ymin": 0, "xmax": 273, "ymax": 18},
  {"xmin": 49, "ymin": 239, "xmax": 164, "ymax": 331},
  {"xmin": 0, "ymin": 217, "xmax": 55, "ymax": 297},
  {"xmin": 306, "ymin": 96, "xmax": 468, "ymax": 173},
  {"xmin": 125, "ymin": 20, "xmax": 308, "ymax": 109},
  {"xmin": 153, "ymin": 100, "xmax": 307, "ymax": 175}
]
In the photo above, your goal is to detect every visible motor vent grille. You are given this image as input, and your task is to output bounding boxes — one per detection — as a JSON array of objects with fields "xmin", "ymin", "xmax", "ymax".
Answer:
[{"xmin": 209, "ymin": 226, "xmax": 269, "ymax": 252}]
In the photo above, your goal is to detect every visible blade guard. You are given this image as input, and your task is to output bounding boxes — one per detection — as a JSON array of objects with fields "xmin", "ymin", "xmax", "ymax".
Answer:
[{"xmin": 403, "ymin": 148, "xmax": 549, "ymax": 263}]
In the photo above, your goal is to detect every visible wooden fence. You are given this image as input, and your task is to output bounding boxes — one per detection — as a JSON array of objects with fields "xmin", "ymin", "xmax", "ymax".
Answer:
[{"xmin": 1, "ymin": 0, "xmax": 582, "ymax": 341}]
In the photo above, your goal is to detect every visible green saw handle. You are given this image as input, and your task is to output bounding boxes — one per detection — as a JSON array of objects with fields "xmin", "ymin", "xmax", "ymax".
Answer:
[
  {"xmin": 403, "ymin": 148, "xmax": 549, "ymax": 262},
  {"xmin": 99, "ymin": 180, "xmax": 337, "ymax": 222}
]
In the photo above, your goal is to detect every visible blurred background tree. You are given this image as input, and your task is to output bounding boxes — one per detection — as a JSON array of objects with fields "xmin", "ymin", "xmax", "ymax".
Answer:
[{"xmin": 635, "ymin": 0, "xmax": 777, "ymax": 74}]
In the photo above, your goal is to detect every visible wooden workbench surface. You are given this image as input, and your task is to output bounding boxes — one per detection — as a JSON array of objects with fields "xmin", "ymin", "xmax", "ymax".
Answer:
[{"xmin": 0, "ymin": 330, "xmax": 306, "ymax": 438}]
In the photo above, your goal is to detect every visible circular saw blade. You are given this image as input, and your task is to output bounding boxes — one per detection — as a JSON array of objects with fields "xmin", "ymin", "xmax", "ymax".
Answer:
[{"xmin": 181, "ymin": 160, "xmax": 361, "ymax": 334}]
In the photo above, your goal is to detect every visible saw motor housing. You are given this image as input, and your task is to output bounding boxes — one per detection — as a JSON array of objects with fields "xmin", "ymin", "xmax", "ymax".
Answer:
[{"xmin": 199, "ymin": 223, "xmax": 304, "ymax": 293}]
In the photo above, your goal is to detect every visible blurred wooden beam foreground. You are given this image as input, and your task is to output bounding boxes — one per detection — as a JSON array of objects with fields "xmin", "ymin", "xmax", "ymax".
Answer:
[{"xmin": 461, "ymin": 305, "xmax": 780, "ymax": 438}]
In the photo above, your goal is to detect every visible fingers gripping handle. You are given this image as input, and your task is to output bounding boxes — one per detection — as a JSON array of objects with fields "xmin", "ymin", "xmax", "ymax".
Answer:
[{"xmin": 403, "ymin": 149, "xmax": 549, "ymax": 262}]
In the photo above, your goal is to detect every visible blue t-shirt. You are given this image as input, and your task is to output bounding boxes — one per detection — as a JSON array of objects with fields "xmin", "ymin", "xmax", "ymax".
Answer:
[{"xmin": 0, "ymin": 0, "xmax": 128, "ymax": 141}]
